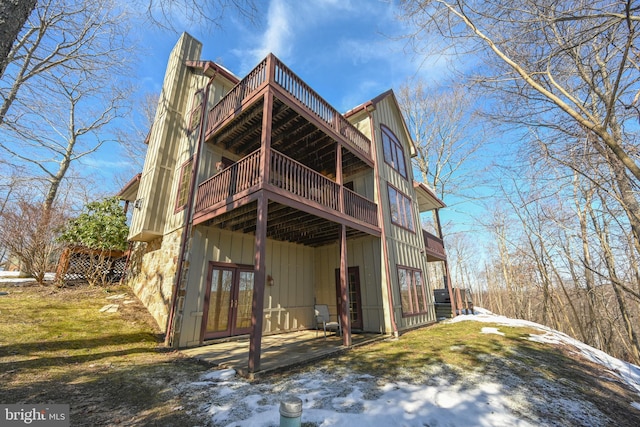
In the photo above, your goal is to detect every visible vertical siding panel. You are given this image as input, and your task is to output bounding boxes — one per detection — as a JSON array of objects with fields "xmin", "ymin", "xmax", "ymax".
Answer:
[
  {"xmin": 129, "ymin": 34, "xmax": 202, "ymax": 241},
  {"xmin": 182, "ymin": 226, "xmax": 319, "ymax": 343},
  {"xmin": 365, "ymin": 96, "xmax": 436, "ymax": 332}
]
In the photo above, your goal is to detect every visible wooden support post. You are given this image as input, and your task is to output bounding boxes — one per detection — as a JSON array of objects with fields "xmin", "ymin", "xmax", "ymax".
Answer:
[
  {"xmin": 336, "ymin": 143, "xmax": 343, "ymax": 213},
  {"xmin": 248, "ymin": 89, "xmax": 274, "ymax": 373},
  {"xmin": 339, "ymin": 224, "xmax": 351, "ymax": 347},
  {"xmin": 260, "ymin": 89, "xmax": 273, "ymax": 185},
  {"xmin": 249, "ymin": 193, "xmax": 267, "ymax": 373},
  {"xmin": 454, "ymin": 287, "xmax": 464, "ymax": 317}
]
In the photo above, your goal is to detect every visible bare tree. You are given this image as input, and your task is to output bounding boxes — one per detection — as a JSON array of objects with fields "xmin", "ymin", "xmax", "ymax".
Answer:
[
  {"xmin": 0, "ymin": 198, "xmax": 68, "ymax": 282},
  {"xmin": 400, "ymin": 0, "xmax": 640, "ymax": 181},
  {"xmin": 1, "ymin": 0, "xmax": 131, "ymax": 126},
  {"xmin": 2, "ymin": 70, "xmax": 129, "ymax": 215},
  {"xmin": 397, "ymin": 79, "xmax": 488, "ymax": 301},
  {"xmin": 479, "ymin": 135, "xmax": 640, "ymax": 363},
  {"xmin": 398, "ymin": 80, "xmax": 485, "ymax": 201},
  {"xmin": 401, "ymin": 1, "xmax": 640, "ymax": 251},
  {"xmin": 0, "ymin": 0, "xmax": 131, "ymax": 215},
  {"xmin": 0, "ymin": 0, "xmax": 131, "ymax": 279},
  {"xmin": 0, "ymin": 0, "xmax": 256, "ymax": 87},
  {"xmin": 141, "ymin": 0, "xmax": 257, "ymax": 30}
]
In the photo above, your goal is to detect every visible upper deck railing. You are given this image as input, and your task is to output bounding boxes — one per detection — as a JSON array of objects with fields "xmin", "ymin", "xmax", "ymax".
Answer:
[{"xmin": 205, "ymin": 54, "xmax": 371, "ymax": 161}]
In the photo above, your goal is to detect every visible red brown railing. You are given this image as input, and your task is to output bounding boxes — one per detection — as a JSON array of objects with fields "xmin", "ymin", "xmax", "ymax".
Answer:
[
  {"xmin": 270, "ymin": 150, "xmax": 340, "ymax": 211},
  {"xmin": 273, "ymin": 58, "xmax": 335, "ymax": 126},
  {"xmin": 422, "ymin": 229, "xmax": 446, "ymax": 260},
  {"xmin": 204, "ymin": 54, "xmax": 371, "ymax": 161},
  {"xmin": 195, "ymin": 150, "xmax": 261, "ymax": 212},
  {"xmin": 206, "ymin": 59, "xmax": 268, "ymax": 136},
  {"xmin": 195, "ymin": 149, "xmax": 378, "ymax": 227},
  {"xmin": 344, "ymin": 187, "xmax": 378, "ymax": 226},
  {"xmin": 336, "ymin": 115, "xmax": 370, "ymax": 158}
]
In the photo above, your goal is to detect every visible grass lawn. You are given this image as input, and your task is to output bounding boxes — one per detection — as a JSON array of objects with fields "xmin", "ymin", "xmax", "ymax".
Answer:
[
  {"xmin": 1, "ymin": 282, "xmax": 639, "ymax": 426},
  {"xmin": 0, "ymin": 282, "xmax": 205, "ymax": 426}
]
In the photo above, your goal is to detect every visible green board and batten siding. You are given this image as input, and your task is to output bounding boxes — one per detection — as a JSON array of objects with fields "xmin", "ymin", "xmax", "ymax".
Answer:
[
  {"xmin": 180, "ymin": 227, "xmax": 317, "ymax": 347},
  {"xmin": 351, "ymin": 94, "xmax": 436, "ymax": 331},
  {"xmin": 129, "ymin": 34, "xmax": 202, "ymax": 241}
]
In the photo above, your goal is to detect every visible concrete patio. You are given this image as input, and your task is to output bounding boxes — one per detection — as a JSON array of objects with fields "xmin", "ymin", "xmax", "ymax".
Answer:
[{"xmin": 181, "ymin": 330, "xmax": 386, "ymax": 378}]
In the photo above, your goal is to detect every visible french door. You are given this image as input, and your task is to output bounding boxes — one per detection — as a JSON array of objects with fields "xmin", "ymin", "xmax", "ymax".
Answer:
[
  {"xmin": 335, "ymin": 266, "xmax": 363, "ymax": 330},
  {"xmin": 202, "ymin": 263, "xmax": 254, "ymax": 340}
]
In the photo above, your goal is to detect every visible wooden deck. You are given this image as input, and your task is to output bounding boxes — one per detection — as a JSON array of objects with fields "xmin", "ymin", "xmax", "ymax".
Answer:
[
  {"xmin": 181, "ymin": 330, "xmax": 385, "ymax": 378},
  {"xmin": 192, "ymin": 54, "xmax": 381, "ymax": 248},
  {"xmin": 205, "ymin": 54, "xmax": 372, "ymax": 162},
  {"xmin": 193, "ymin": 149, "xmax": 379, "ymax": 233}
]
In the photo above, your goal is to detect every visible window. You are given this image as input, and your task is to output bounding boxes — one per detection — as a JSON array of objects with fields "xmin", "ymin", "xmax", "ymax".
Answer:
[
  {"xmin": 188, "ymin": 90, "xmax": 204, "ymax": 134},
  {"xmin": 381, "ymin": 125, "xmax": 407, "ymax": 178},
  {"xmin": 398, "ymin": 266, "xmax": 428, "ymax": 316},
  {"xmin": 388, "ymin": 185, "xmax": 415, "ymax": 232},
  {"xmin": 175, "ymin": 158, "xmax": 193, "ymax": 212}
]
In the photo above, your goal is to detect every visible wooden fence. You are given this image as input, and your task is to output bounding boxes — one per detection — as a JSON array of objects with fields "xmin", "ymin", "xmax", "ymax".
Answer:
[{"xmin": 55, "ymin": 246, "xmax": 127, "ymax": 284}]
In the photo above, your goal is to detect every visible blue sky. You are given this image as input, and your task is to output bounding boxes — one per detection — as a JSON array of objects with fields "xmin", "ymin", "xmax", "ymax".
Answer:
[{"xmin": 135, "ymin": 0, "xmax": 451, "ymax": 113}]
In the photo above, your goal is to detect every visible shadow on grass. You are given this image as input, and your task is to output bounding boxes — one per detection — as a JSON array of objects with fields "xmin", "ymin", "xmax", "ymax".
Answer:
[
  {"xmin": 0, "ymin": 333, "xmax": 163, "ymax": 370},
  {"xmin": 0, "ymin": 354, "xmax": 207, "ymax": 427},
  {"xmin": 0, "ymin": 284, "xmax": 210, "ymax": 425}
]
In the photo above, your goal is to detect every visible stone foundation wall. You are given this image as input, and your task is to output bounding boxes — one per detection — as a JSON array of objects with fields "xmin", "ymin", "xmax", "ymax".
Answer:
[{"xmin": 125, "ymin": 229, "xmax": 183, "ymax": 331}]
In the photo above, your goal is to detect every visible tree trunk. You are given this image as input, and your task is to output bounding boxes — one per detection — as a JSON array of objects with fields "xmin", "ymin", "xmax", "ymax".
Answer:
[
  {"xmin": 591, "ymin": 198, "xmax": 640, "ymax": 363},
  {"xmin": 0, "ymin": 0, "xmax": 36, "ymax": 78}
]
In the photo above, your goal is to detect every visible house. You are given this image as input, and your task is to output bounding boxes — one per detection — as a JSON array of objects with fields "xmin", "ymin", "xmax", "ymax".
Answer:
[{"xmin": 118, "ymin": 33, "xmax": 450, "ymax": 373}]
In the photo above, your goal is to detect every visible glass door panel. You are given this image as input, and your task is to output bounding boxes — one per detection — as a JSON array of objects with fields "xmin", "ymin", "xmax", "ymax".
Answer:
[
  {"xmin": 335, "ymin": 267, "xmax": 363, "ymax": 330},
  {"xmin": 205, "ymin": 268, "xmax": 233, "ymax": 335},
  {"xmin": 234, "ymin": 271, "xmax": 254, "ymax": 333},
  {"xmin": 347, "ymin": 269, "xmax": 361, "ymax": 328},
  {"xmin": 202, "ymin": 263, "xmax": 255, "ymax": 341}
]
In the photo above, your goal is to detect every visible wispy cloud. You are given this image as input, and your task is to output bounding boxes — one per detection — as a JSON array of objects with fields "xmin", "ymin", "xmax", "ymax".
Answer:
[
  {"xmin": 80, "ymin": 156, "xmax": 135, "ymax": 170},
  {"xmin": 233, "ymin": 0, "xmax": 361, "ymax": 72},
  {"xmin": 229, "ymin": 0, "xmax": 463, "ymax": 109},
  {"xmin": 235, "ymin": 0, "xmax": 292, "ymax": 72}
]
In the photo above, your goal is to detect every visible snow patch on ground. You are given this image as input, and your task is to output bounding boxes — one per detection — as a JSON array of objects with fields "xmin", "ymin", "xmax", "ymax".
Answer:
[
  {"xmin": 481, "ymin": 327, "xmax": 505, "ymax": 336},
  {"xmin": 451, "ymin": 312, "xmax": 640, "ymax": 395},
  {"xmin": 200, "ymin": 369, "xmax": 237, "ymax": 382},
  {"xmin": 0, "ymin": 271, "xmax": 56, "ymax": 283},
  {"xmin": 193, "ymin": 368, "xmax": 542, "ymax": 427}
]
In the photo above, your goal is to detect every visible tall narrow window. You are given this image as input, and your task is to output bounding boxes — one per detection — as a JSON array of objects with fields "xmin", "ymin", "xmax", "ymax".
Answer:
[
  {"xmin": 388, "ymin": 185, "xmax": 415, "ymax": 232},
  {"xmin": 175, "ymin": 157, "xmax": 193, "ymax": 212},
  {"xmin": 397, "ymin": 266, "xmax": 428, "ymax": 316},
  {"xmin": 381, "ymin": 125, "xmax": 407, "ymax": 178},
  {"xmin": 188, "ymin": 90, "xmax": 204, "ymax": 134}
]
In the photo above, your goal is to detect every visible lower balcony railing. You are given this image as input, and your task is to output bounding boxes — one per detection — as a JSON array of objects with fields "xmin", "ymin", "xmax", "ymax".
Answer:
[
  {"xmin": 195, "ymin": 149, "xmax": 378, "ymax": 228},
  {"xmin": 422, "ymin": 229, "xmax": 446, "ymax": 260},
  {"xmin": 195, "ymin": 149, "xmax": 261, "ymax": 212}
]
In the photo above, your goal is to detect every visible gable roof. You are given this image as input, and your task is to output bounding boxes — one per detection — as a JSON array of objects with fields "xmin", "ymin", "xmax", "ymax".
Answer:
[{"xmin": 345, "ymin": 89, "xmax": 417, "ymax": 157}]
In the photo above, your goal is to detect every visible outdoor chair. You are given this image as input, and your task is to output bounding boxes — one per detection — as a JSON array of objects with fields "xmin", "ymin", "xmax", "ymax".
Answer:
[{"xmin": 314, "ymin": 304, "xmax": 341, "ymax": 338}]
